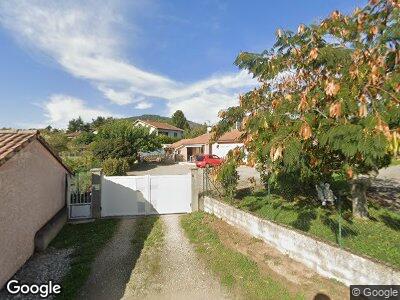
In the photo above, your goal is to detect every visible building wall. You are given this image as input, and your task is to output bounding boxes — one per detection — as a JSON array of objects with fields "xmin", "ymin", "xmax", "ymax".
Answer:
[
  {"xmin": 134, "ymin": 120, "xmax": 157, "ymax": 134},
  {"xmin": 212, "ymin": 143, "xmax": 243, "ymax": 158},
  {"xmin": 0, "ymin": 140, "xmax": 68, "ymax": 288},
  {"xmin": 158, "ymin": 130, "xmax": 183, "ymax": 138}
]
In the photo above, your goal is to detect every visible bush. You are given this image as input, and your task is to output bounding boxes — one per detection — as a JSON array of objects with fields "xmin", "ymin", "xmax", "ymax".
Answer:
[
  {"xmin": 62, "ymin": 151, "xmax": 101, "ymax": 173},
  {"xmin": 215, "ymin": 160, "xmax": 239, "ymax": 198},
  {"xmin": 102, "ymin": 158, "xmax": 129, "ymax": 176}
]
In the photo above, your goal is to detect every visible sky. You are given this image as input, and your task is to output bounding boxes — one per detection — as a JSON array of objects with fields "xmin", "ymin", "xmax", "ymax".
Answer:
[{"xmin": 0, "ymin": 0, "xmax": 366, "ymax": 129}]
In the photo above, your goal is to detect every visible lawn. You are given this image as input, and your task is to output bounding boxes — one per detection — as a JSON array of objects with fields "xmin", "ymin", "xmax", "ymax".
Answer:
[
  {"xmin": 181, "ymin": 212, "xmax": 304, "ymax": 300},
  {"xmin": 51, "ymin": 219, "xmax": 119, "ymax": 300},
  {"xmin": 225, "ymin": 192, "xmax": 400, "ymax": 269}
]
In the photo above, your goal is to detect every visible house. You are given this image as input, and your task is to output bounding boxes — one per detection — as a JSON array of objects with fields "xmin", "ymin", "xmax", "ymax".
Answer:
[
  {"xmin": 0, "ymin": 130, "xmax": 72, "ymax": 288},
  {"xmin": 133, "ymin": 119, "xmax": 184, "ymax": 138},
  {"xmin": 171, "ymin": 129, "xmax": 243, "ymax": 162}
]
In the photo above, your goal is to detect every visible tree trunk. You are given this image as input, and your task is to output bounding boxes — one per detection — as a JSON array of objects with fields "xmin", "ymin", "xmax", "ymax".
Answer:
[{"xmin": 350, "ymin": 177, "xmax": 370, "ymax": 218}]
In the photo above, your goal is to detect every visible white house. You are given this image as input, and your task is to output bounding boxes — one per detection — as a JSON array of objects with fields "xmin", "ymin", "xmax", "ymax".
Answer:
[
  {"xmin": 133, "ymin": 119, "xmax": 184, "ymax": 138},
  {"xmin": 170, "ymin": 129, "xmax": 243, "ymax": 162}
]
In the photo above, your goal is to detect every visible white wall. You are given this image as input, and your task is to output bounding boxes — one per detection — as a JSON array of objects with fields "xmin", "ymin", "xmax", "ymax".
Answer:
[
  {"xmin": 212, "ymin": 143, "xmax": 243, "ymax": 158},
  {"xmin": 101, "ymin": 174, "xmax": 191, "ymax": 216},
  {"xmin": 204, "ymin": 196, "xmax": 400, "ymax": 286}
]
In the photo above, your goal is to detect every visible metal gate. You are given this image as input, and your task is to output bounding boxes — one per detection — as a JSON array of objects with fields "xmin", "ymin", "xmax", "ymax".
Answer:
[
  {"xmin": 101, "ymin": 174, "xmax": 191, "ymax": 217},
  {"xmin": 67, "ymin": 174, "xmax": 92, "ymax": 219}
]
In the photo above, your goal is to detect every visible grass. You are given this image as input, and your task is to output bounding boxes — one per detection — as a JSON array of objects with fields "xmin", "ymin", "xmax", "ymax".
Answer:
[
  {"xmin": 225, "ymin": 192, "xmax": 400, "ymax": 269},
  {"xmin": 181, "ymin": 212, "xmax": 304, "ymax": 300},
  {"xmin": 129, "ymin": 216, "xmax": 164, "ymax": 290},
  {"xmin": 51, "ymin": 219, "xmax": 119, "ymax": 300},
  {"xmin": 390, "ymin": 158, "xmax": 400, "ymax": 166}
]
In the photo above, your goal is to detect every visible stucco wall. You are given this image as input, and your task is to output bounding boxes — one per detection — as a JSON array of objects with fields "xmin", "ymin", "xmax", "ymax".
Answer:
[
  {"xmin": 211, "ymin": 143, "xmax": 243, "ymax": 158},
  {"xmin": 0, "ymin": 140, "xmax": 68, "ymax": 288},
  {"xmin": 204, "ymin": 196, "xmax": 400, "ymax": 286}
]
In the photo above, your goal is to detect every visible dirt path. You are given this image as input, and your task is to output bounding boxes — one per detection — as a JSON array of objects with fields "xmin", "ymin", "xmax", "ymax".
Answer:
[
  {"xmin": 78, "ymin": 219, "xmax": 138, "ymax": 300},
  {"xmin": 124, "ymin": 214, "xmax": 229, "ymax": 299}
]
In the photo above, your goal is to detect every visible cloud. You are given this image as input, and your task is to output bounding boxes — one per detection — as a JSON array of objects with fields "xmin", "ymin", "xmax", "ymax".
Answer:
[
  {"xmin": 43, "ymin": 94, "xmax": 120, "ymax": 128},
  {"xmin": 0, "ymin": 0, "xmax": 258, "ymax": 123},
  {"xmin": 134, "ymin": 101, "xmax": 152, "ymax": 110}
]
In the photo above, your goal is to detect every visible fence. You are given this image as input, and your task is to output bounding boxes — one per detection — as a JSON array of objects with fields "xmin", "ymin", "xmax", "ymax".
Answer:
[
  {"xmin": 68, "ymin": 173, "xmax": 92, "ymax": 219},
  {"xmin": 202, "ymin": 166, "xmax": 400, "ymax": 270}
]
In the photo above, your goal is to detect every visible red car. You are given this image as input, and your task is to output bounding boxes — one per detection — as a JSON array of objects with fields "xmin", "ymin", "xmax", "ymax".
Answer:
[{"xmin": 195, "ymin": 154, "xmax": 223, "ymax": 168}]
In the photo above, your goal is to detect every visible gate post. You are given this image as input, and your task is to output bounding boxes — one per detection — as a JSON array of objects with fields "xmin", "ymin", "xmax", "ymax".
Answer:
[
  {"xmin": 190, "ymin": 167, "xmax": 203, "ymax": 212},
  {"xmin": 91, "ymin": 168, "xmax": 103, "ymax": 219}
]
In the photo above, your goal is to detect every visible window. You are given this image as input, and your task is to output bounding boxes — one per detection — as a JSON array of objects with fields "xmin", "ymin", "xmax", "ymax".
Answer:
[{"xmin": 174, "ymin": 132, "xmax": 177, "ymax": 137}]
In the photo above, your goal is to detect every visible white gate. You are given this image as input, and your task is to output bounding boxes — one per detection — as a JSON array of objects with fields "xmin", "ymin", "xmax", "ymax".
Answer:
[{"xmin": 101, "ymin": 174, "xmax": 191, "ymax": 217}]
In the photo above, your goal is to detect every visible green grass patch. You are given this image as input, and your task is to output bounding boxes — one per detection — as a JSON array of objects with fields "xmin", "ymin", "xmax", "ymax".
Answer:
[
  {"xmin": 51, "ymin": 219, "xmax": 119, "ymax": 300},
  {"xmin": 226, "ymin": 192, "xmax": 400, "ymax": 269},
  {"xmin": 390, "ymin": 158, "xmax": 400, "ymax": 166},
  {"xmin": 132, "ymin": 216, "xmax": 164, "ymax": 277},
  {"xmin": 181, "ymin": 212, "xmax": 304, "ymax": 300}
]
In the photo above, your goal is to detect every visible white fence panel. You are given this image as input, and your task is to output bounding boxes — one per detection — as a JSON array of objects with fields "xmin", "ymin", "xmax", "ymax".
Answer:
[
  {"xmin": 150, "ymin": 174, "xmax": 191, "ymax": 214},
  {"xmin": 101, "ymin": 174, "xmax": 191, "ymax": 217},
  {"xmin": 101, "ymin": 175, "xmax": 150, "ymax": 217}
]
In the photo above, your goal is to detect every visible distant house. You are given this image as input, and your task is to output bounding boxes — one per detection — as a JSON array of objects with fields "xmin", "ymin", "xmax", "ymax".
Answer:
[
  {"xmin": 171, "ymin": 129, "xmax": 243, "ymax": 162},
  {"xmin": 0, "ymin": 130, "xmax": 72, "ymax": 288},
  {"xmin": 133, "ymin": 119, "xmax": 184, "ymax": 138}
]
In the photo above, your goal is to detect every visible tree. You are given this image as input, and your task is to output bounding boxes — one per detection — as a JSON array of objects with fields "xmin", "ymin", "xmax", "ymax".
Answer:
[
  {"xmin": 184, "ymin": 123, "xmax": 208, "ymax": 138},
  {"xmin": 171, "ymin": 110, "xmax": 190, "ymax": 130},
  {"xmin": 67, "ymin": 117, "xmax": 91, "ymax": 133},
  {"xmin": 44, "ymin": 132, "xmax": 69, "ymax": 154},
  {"xmin": 214, "ymin": 0, "xmax": 400, "ymax": 218},
  {"xmin": 91, "ymin": 120, "xmax": 161, "ymax": 161},
  {"xmin": 91, "ymin": 116, "xmax": 112, "ymax": 129}
]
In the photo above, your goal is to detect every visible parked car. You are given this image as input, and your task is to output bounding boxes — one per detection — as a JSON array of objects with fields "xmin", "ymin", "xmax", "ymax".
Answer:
[{"xmin": 195, "ymin": 154, "xmax": 223, "ymax": 168}]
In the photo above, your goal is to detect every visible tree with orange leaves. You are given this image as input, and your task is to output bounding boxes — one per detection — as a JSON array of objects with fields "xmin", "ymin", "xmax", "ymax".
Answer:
[{"xmin": 215, "ymin": 0, "xmax": 400, "ymax": 218}]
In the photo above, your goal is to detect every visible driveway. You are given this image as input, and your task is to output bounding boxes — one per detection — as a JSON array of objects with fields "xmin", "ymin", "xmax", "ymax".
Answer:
[
  {"xmin": 127, "ymin": 163, "xmax": 193, "ymax": 176},
  {"xmin": 128, "ymin": 163, "xmax": 261, "ymax": 189}
]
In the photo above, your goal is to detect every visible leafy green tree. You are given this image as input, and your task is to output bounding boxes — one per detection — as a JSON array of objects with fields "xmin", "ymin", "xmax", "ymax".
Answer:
[
  {"xmin": 91, "ymin": 116, "xmax": 112, "ymax": 129},
  {"xmin": 171, "ymin": 110, "xmax": 190, "ymax": 130},
  {"xmin": 44, "ymin": 132, "xmax": 69, "ymax": 154},
  {"xmin": 184, "ymin": 123, "xmax": 208, "ymax": 138},
  {"xmin": 74, "ymin": 131, "xmax": 95, "ymax": 146},
  {"xmin": 91, "ymin": 120, "xmax": 161, "ymax": 161},
  {"xmin": 215, "ymin": 0, "xmax": 400, "ymax": 218},
  {"xmin": 67, "ymin": 117, "xmax": 91, "ymax": 133}
]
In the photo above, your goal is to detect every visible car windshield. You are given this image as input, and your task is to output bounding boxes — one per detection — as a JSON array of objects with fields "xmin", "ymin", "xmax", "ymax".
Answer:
[{"xmin": 196, "ymin": 155, "xmax": 204, "ymax": 161}]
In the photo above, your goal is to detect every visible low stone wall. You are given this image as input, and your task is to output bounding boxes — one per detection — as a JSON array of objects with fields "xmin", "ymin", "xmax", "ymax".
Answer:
[{"xmin": 203, "ymin": 196, "xmax": 400, "ymax": 286}]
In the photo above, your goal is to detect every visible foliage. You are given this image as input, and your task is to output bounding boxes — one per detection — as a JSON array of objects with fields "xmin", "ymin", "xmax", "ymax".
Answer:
[
  {"xmin": 156, "ymin": 134, "xmax": 181, "ymax": 144},
  {"xmin": 67, "ymin": 116, "xmax": 91, "ymax": 133},
  {"xmin": 226, "ymin": 192, "xmax": 400, "ymax": 268},
  {"xmin": 184, "ymin": 123, "xmax": 208, "ymax": 138},
  {"xmin": 74, "ymin": 131, "xmax": 95, "ymax": 146},
  {"xmin": 171, "ymin": 110, "xmax": 190, "ymax": 130},
  {"xmin": 215, "ymin": 0, "xmax": 400, "ymax": 213},
  {"xmin": 215, "ymin": 152, "xmax": 241, "ymax": 198},
  {"xmin": 91, "ymin": 120, "xmax": 161, "ymax": 161},
  {"xmin": 91, "ymin": 116, "xmax": 113, "ymax": 129},
  {"xmin": 62, "ymin": 151, "xmax": 100, "ymax": 173},
  {"xmin": 51, "ymin": 219, "xmax": 119, "ymax": 300},
  {"xmin": 181, "ymin": 213, "xmax": 300, "ymax": 299},
  {"xmin": 42, "ymin": 131, "xmax": 69, "ymax": 154},
  {"xmin": 102, "ymin": 157, "xmax": 130, "ymax": 176}
]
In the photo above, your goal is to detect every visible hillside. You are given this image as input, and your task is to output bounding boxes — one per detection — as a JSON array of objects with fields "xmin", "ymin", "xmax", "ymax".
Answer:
[{"xmin": 125, "ymin": 114, "xmax": 203, "ymax": 129}]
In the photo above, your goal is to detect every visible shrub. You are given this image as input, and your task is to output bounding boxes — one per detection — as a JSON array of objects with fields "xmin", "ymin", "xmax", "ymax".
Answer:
[
  {"xmin": 102, "ymin": 158, "xmax": 129, "ymax": 176},
  {"xmin": 216, "ymin": 160, "xmax": 239, "ymax": 198}
]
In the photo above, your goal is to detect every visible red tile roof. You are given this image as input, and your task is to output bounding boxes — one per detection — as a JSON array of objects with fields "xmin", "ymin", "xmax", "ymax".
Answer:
[
  {"xmin": 171, "ymin": 129, "xmax": 243, "ymax": 149},
  {"xmin": 0, "ymin": 130, "xmax": 72, "ymax": 173},
  {"xmin": 136, "ymin": 119, "xmax": 184, "ymax": 131}
]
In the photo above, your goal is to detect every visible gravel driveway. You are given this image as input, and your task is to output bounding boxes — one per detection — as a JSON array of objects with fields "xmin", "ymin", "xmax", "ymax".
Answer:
[
  {"xmin": 77, "ymin": 219, "xmax": 138, "ymax": 300},
  {"xmin": 124, "ymin": 214, "xmax": 228, "ymax": 299}
]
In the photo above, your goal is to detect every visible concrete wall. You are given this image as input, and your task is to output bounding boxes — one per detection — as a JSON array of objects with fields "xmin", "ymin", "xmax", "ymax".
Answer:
[
  {"xmin": 211, "ymin": 143, "xmax": 243, "ymax": 158},
  {"xmin": 0, "ymin": 140, "xmax": 68, "ymax": 288},
  {"xmin": 203, "ymin": 196, "xmax": 400, "ymax": 286}
]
